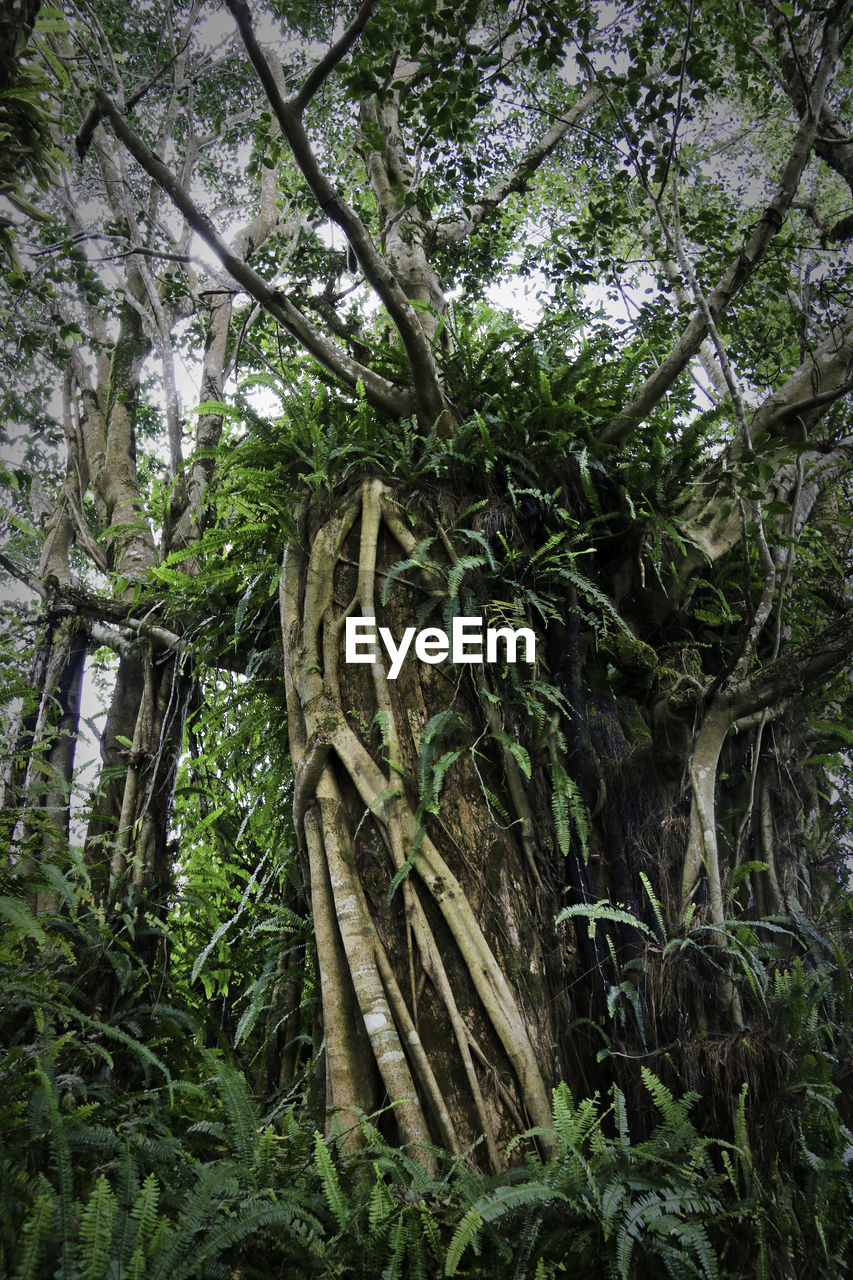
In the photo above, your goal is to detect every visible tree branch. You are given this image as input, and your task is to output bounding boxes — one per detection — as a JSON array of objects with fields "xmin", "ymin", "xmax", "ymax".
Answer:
[
  {"xmin": 226, "ymin": 0, "xmax": 452, "ymax": 432},
  {"xmin": 90, "ymin": 91, "xmax": 414, "ymax": 420},
  {"xmin": 599, "ymin": 7, "xmax": 848, "ymax": 447},
  {"xmin": 434, "ymin": 83, "xmax": 603, "ymax": 245},
  {"xmin": 292, "ymin": 0, "xmax": 376, "ymax": 112},
  {"xmin": 0, "ymin": 552, "xmax": 44, "ymax": 599},
  {"xmin": 748, "ymin": 306, "xmax": 853, "ymax": 441},
  {"xmin": 759, "ymin": 0, "xmax": 853, "ymax": 195},
  {"xmin": 728, "ymin": 610, "xmax": 853, "ymax": 721}
]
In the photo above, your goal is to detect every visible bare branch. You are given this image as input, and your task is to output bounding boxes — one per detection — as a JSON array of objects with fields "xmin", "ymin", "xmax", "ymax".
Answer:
[
  {"xmin": 759, "ymin": 376, "xmax": 853, "ymax": 435},
  {"xmin": 675, "ymin": 431, "xmax": 853, "ymax": 587}
]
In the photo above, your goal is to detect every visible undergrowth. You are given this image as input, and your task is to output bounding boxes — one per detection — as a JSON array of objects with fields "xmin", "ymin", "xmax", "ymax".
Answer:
[{"xmin": 1, "ymin": 865, "xmax": 851, "ymax": 1280}]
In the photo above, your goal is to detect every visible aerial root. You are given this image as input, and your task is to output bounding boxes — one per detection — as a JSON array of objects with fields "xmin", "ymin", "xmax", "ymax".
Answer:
[{"xmin": 281, "ymin": 480, "xmax": 555, "ymax": 1160}]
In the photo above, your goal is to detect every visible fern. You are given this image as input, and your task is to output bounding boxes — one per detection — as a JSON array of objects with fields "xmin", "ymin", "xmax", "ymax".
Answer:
[
  {"xmin": 384, "ymin": 1211, "xmax": 407, "ymax": 1280},
  {"xmin": 314, "ymin": 1131, "xmax": 349, "ymax": 1232},
  {"xmin": 444, "ymin": 1206, "xmax": 484, "ymax": 1276},
  {"xmin": 12, "ymin": 1187, "xmax": 54, "ymax": 1280},
  {"xmin": 76, "ymin": 1175, "xmax": 116, "ymax": 1280},
  {"xmin": 196, "ymin": 1199, "xmax": 325, "ymax": 1263},
  {"xmin": 490, "ymin": 727, "xmax": 532, "ymax": 779},
  {"xmin": 445, "ymin": 1184, "xmax": 564, "ymax": 1276},
  {"xmin": 35, "ymin": 1062, "xmax": 73, "ymax": 1279},
  {"xmin": 557, "ymin": 900, "xmax": 654, "ymax": 939},
  {"xmin": 447, "ymin": 553, "xmax": 487, "ymax": 598},
  {"xmin": 369, "ymin": 1172, "xmax": 394, "ymax": 1231},
  {"xmin": 639, "ymin": 871, "xmax": 668, "ymax": 940},
  {"xmin": 550, "ymin": 760, "xmax": 588, "ymax": 857},
  {"xmin": 130, "ymin": 1172, "xmax": 161, "ymax": 1244},
  {"xmin": 416, "ymin": 709, "xmax": 467, "ymax": 818},
  {"xmin": 202, "ymin": 1051, "xmax": 259, "ymax": 1169},
  {"xmin": 0, "ymin": 897, "xmax": 49, "ymax": 948},
  {"xmin": 615, "ymin": 1190, "xmax": 719, "ymax": 1280},
  {"xmin": 147, "ymin": 1166, "xmax": 235, "ymax": 1280}
]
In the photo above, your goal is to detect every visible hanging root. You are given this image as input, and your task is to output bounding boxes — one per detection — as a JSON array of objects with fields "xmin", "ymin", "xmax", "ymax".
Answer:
[{"xmin": 281, "ymin": 480, "xmax": 555, "ymax": 1164}]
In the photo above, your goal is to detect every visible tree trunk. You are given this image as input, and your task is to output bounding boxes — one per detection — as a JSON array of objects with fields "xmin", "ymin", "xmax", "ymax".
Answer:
[
  {"xmin": 280, "ymin": 452, "xmax": 853, "ymax": 1164},
  {"xmin": 282, "ymin": 480, "xmax": 561, "ymax": 1163}
]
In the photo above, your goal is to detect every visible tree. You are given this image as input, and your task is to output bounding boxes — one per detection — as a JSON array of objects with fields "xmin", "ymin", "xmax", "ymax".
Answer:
[{"xmin": 1, "ymin": 0, "xmax": 851, "ymax": 1236}]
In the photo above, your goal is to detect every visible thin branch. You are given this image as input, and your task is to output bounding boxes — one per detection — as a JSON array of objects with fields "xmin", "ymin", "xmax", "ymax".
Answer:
[
  {"xmin": 655, "ymin": 0, "xmax": 694, "ymax": 201},
  {"xmin": 0, "ymin": 553, "xmax": 44, "ymax": 598},
  {"xmin": 599, "ymin": 7, "xmax": 848, "ymax": 447},
  {"xmin": 668, "ymin": 164, "xmax": 751, "ymax": 441},
  {"xmin": 75, "ymin": 33, "xmax": 192, "ymax": 159},
  {"xmin": 434, "ymin": 83, "xmax": 602, "ymax": 245}
]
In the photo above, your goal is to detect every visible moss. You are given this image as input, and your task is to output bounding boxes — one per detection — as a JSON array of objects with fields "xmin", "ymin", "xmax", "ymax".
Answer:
[
  {"xmin": 602, "ymin": 632, "xmax": 659, "ymax": 676},
  {"xmin": 601, "ymin": 633, "xmax": 659, "ymax": 696},
  {"xmin": 617, "ymin": 699, "xmax": 652, "ymax": 745}
]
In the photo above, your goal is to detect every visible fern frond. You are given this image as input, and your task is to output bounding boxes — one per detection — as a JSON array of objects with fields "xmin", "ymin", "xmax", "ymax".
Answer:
[
  {"xmin": 448, "ymin": 554, "xmax": 486, "ymax": 598},
  {"xmin": 557, "ymin": 901, "xmax": 653, "ymax": 939},
  {"xmin": 12, "ymin": 1188, "xmax": 54, "ymax": 1280},
  {"xmin": 148, "ymin": 1167, "xmax": 234, "ymax": 1280},
  {"xmin": 550, "ymin": 761, "xmax": 589, "ymax": 857},
  {"xmin": 195, "ymin": 1199, "xmax": 325, "ymax": 1265},
  {"xmin": 369, "ymin": 1173, "xmax": 394, "ymax": 1232},
  {"xmin": 130, "ymin": 1173, "xmax": 161, "ymax": 1244},
  {"xmin": 314, "ymin": 1131, "xmax": 349, "ymax": 1232},
  {"xmin": 76, "ymin": 1175, "xmax": 116, "ymax": 1280},
  {"xmin": 202, "ymin": 1052, "xmax": 259, "ymax": 1167},
  {"xmin": 35, "ymin": 1062, "xmax": 72, "ymax": 1271},
  {"xmin": 444, "ymin": 1207, "xmax": 484, "ymax": 1276}
]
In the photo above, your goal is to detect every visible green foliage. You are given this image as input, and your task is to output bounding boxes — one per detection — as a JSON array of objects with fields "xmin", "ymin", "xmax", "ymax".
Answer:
[
  {"xmin": 2, "ymin": 2, "xmax": 853, "ymax": 1277},
  {"xmin": 1, "ymin": 861, "xmax": 851, "ymax": 1279}
]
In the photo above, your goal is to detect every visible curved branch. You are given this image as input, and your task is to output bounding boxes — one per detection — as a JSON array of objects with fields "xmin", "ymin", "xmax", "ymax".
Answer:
[
  {"xmin": 226, "ymin": 0, "xmax": 452, "ymax": 433},
  {"xmin": 748, "ymin": 305, "xmax": 853, "ymax": 442},
  {"xmin": 92, "ymin": 91, "xmax": 414, "ymax": 421},
  {"xmin": 0, "ymin": 551, "xmax": 44, "ymax": 598}
]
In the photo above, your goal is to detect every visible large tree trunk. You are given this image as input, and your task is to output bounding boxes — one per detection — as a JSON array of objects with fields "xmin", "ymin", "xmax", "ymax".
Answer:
[
  {"xmin": 281, "ymin": 464, "xmax": 852, "ymax": 1164},
  {"xmin": 282, "ymin": 477, "xmax": 653, "ymax": 1162},
  {"xmin": 4, "ymin": 0, "xmax": 850, "ymax": 1190},
  {"xmin": 283, "ymin": 480, "xmax": 559, "ymax": 1164}
]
